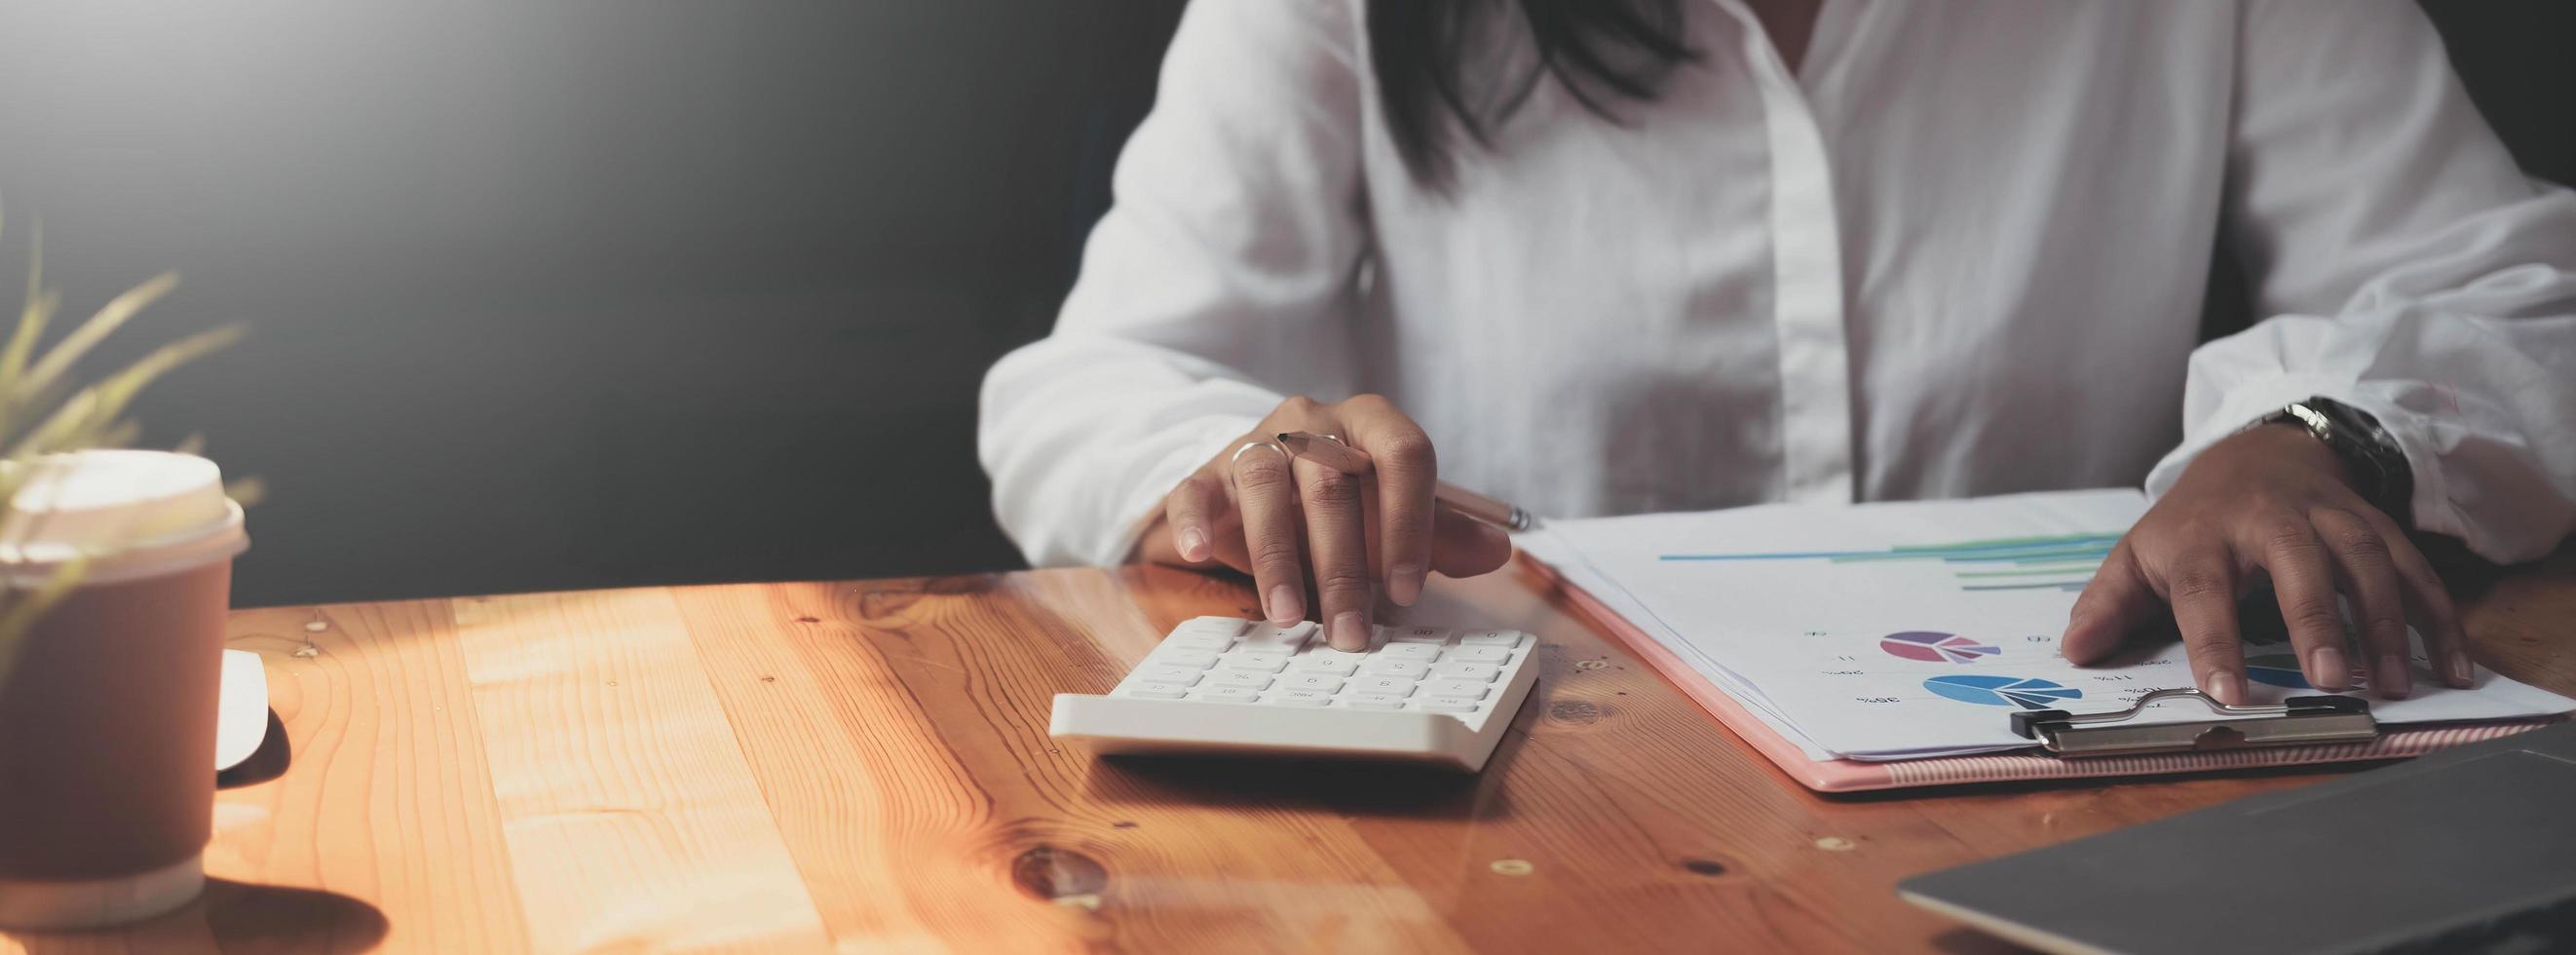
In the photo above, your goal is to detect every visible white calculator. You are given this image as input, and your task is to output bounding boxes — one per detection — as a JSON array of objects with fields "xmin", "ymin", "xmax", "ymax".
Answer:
[{"xmin": 1049, "ymin": 616, "xmax": 1540, "ymax": 772}]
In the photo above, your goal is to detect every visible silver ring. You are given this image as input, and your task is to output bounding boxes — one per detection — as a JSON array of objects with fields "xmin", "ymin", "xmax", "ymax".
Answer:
[{"xmin": 1231, "ymin": 440, "xmax": 1285, "ymax": 465}]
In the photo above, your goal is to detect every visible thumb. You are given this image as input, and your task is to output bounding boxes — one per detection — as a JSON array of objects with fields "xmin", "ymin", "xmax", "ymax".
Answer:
[
  {"xmin": 2062, "ymin": 544, "xmax": 2162, "ymax": 665},
  {"xmin": 1427, "ymin": 509, "xmax": 1514, "ymax": 579}
]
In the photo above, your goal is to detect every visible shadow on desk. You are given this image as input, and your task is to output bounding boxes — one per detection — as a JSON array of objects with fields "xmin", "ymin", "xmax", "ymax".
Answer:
[
  {"xmin": 215, "ymin": 709, "xmax": 291, "ymax": 790},
  {"xmin": 1073, "ymin": 702, "xmax": 1544, "ymax": 821},
  {"xmin": 4, "ymin": 879, "xmax": 386, "ymax": 955}
]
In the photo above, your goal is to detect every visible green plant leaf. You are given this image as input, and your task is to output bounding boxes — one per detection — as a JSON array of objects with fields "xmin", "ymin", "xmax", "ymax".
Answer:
[
  {"xmin": 6, "ymin": 325, "xmax": 245, "ymax": 461},
  {"xmin": 17, "ymin": 270, "xmax": 179, "ymax": 409}
]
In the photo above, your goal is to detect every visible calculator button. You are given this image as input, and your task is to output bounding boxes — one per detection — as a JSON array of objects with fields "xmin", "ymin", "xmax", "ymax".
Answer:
[
  {"xmin": 1279, "ymin": 672, "xmax": 1345, "ymax": 694},
  {"xmin": 1123, "ymin": 682, "xmax": 1191, "ymax": 700},
  {"xmin": 1457, "ymin": 630, "xmax": 1531, "ymax": 648},
  {"xmin": 1386, "ymin": 626, "xmax": 1452, "ymax": 644},
  {"xmin": 1150, "ymin": 649, "xmax": 1221, "ymax": 669},
  {"xmin": 1291, "ymin": 657, "xmax": 1357, "ymax": 676},
  {"xmin": 1164, "ymin": 631, "xmax": 1234, "ymax": 651},
  {"xmin": 1439, "ymin": 645, "xmax": 1512, "ymax": 663},
  {"xmin": 1265, "ymin": 689, "xmax": 1335, "ymax": 707},
  {"xmin": 1429, "ymin": 662, "xmax": 1500, "ymax": 682},
  {"xmin": 1239, "ymin": 621, "xmax": 1318, "ymax": 650},
  {"xmin": 1414, "ymin": 697, "xmax": 1481, "ymax": 713},
  {"xmin": 1297, "ymin": 647, "xmax": 1368, "ymax": 668},
  {"xmin": 1357, "ymin": 658, "xmax": 1429, "ymax": 678},
  {"xmin": 1188, "ymin": 685, "xmax": 1262, "ymax": 704},
  {"xmin": 1206, "ymin": 670, "xmax": 1274, "ymax": 691},
  {"xmin": 1219, "ymin": 650, "xmax": 1291, "ymax": 672},
  {"xmin": 1177, "ymin": 617, "xmax": 1249, "ymax": 636},
  {"xmin": 1421, "ymin": 679, "xmax": 1491, "ymax": 700},
  {"xmin": 1347, "ymin": 675, "xmax": 1416, "ymax": 696},
  {"xmin": 1375, "ymin": 643, "xmax": 1443, "ymax": 662},
  {"xmin": 1137, "ymin": 665, "xmax": 1207, "ymax": 686},
  {"xmin": 1340, "ymin": 694, "xmax": 1409, "ymax": 710}
]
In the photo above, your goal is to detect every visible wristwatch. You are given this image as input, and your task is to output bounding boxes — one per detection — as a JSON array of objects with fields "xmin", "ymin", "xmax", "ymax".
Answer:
[{"xmin": 2249, "ymin": 398, "xmax": 2413, "ymax": 523}]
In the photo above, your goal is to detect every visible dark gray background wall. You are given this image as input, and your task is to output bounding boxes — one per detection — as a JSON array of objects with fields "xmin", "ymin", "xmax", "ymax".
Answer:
[
  {"xmin": 0, "ymin": 2, "xmax": 2561, "ymax": 607},
  {"xmin": 0, "ymin": 2, "xmax": 1185, "ymax": 604}
]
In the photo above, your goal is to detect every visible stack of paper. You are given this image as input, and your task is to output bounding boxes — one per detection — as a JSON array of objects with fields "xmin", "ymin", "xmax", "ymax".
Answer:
[{"xmin": 1520, "ymin": 489, "xmax": 2576, "ymax": 762}]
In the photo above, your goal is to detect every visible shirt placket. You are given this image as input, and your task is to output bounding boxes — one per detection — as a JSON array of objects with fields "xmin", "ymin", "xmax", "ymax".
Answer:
[{"xmin": 1715, "ymin": 0, "xmax": 1855, "ymax": 505}]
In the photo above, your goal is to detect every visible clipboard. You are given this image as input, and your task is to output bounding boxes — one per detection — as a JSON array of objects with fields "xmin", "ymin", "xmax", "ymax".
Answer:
[
  {"xmin": 2009, "ymin": 688, "xmax": 2377, "ymax": 756},
  {"xmin": 1519, "ymin": 554, "xmax": 2561, "ymax": 792}
]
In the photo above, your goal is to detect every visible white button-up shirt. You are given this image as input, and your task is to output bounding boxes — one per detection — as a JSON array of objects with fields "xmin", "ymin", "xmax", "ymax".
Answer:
[{"xmin": 980, "ymin": 0, "xmax": 2576, "ymax": 569}]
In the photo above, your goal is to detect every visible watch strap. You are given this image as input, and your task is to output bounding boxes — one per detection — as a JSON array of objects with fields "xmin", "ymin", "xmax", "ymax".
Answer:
[{"xmin": 2251, "ymin": 398, "xmax": 2413, "ymax": 524}]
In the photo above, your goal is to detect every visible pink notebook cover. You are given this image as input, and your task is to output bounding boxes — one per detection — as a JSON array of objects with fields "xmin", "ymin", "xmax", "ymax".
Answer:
[{"xmin": 1520, "ymin": 555, "xmax": 2557, "ymax": 792}]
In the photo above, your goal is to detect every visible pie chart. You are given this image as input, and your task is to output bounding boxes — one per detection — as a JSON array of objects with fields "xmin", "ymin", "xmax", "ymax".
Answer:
[
  {"xmin": 1880, "ymin": 630, "xmax": 2002, "ymax": 664},
  {"xmin": 1923, "ymin": 674, "xmax": 2083, "ymax": 709}
]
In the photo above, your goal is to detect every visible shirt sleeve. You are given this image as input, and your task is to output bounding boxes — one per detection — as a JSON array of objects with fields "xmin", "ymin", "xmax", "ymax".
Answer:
[
  {"xmin": 2148, "ymin": 0, "xmax": 2576, "ymax": 562},
  {"xmin": 977, "ymin": 0, "xmax": 1371, "ymax": 567}
]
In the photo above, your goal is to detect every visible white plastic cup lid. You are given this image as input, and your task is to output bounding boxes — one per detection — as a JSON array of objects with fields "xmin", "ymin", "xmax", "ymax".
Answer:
[{"xmin": 0, "ymin": 450, "xmax": 248, "ymax": 585}]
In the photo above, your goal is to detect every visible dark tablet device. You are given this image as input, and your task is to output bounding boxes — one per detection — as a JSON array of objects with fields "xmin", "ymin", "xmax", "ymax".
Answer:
[{"xmin": 1900, "ymin": 720, "xmax": 2576, "ymax": 955}]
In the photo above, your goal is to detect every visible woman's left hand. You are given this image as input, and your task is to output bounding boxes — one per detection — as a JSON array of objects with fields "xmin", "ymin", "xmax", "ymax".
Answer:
[{"xmin": 2061, "ymin": 425, "xmax": 2474, "ymax": 704}]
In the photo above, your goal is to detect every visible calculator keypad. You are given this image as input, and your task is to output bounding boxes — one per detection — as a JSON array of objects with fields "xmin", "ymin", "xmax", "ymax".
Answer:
[{"xmin": 1112, "ymin": 617, "xmax": 1536, "ymax": 718}]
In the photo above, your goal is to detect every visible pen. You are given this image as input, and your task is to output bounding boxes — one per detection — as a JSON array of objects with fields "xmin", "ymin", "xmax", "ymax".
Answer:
[{"xmin": 1274, "ymin": 431, "xmax": 1539, "ymax": 532}]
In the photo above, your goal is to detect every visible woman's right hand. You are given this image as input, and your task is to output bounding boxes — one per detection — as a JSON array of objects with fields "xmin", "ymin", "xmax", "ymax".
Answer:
[{"xmin": 1134, "ymin": 395, "xmax": 1515, "ymax": 651}]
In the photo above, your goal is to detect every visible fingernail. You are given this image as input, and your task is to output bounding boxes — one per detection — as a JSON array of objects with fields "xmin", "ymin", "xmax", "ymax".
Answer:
[
  {"xmin": 1386, "ymin": 563, "xmax": 1423, "ymax": 607},
  {"xmin": 1331, "ymin": 612, "xmax": 1368, "ymax": 651},
  {"xmin": 1267, "ymin": 585, "xmax": 1303, "ymax": 625},
  {"xmin": 1177, "ymin": 527, "xmax": 1208, "ymax": 561},
  {"xmin": 2307, "ymin": 645, "xmax": 2349, "ymax": 690},
  {"xmin": 2201, "ymin": 669, "xmax": 2241, "ymax": 706},
  {"xmin": 2448, "ymin": 652, "xmax": 2476, "ymax": 686},
  {"xmin": 2377, "ymin": 653, "xmax": 2412, "ymax": 698}
]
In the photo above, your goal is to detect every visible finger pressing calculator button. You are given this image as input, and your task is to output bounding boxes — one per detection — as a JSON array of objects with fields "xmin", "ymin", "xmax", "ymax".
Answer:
[
  {"xmin": 1429, "ymin": 662, "xmax": 1500, "ymax": 682},
  {"xmin": 1439, "ymin": 645, "xmax": 1512, "ymax": 663},
  {"xmin": 1151, "ymin": 649, "xmax": 1222, "ymax": 669},
  {"xmin": 1189, "ymin": 686, "xmax": 1262, "ymax": 703},
  {"xmin": 1348, "ymin": 675, "xmax": 1416, "ymax": 696},
  {"xmin": 1421, "ymin": 679, "xmax": 1492, "ymax": 700},
  {"xmin": 1414, "ymin": 697, "xmax": 1480, "ymax": 713},
  {"xmin": 1137, "ymin": 665, "xmax": 1207, "ymax": 686},
  {"xmin": 1206, "ymin": 670, "xmax": 1274, "ymax": 691},
  {"xmin": 1457, "ymin": 630, "xmax": 1532, "ymax": 648},
  {"xmin": 1124, "ymin": 682, "xmax": 1192, "ymax": 700},
  {"xmin": 1279, "ymin": 672, "xmax": 1345, "ymax": 694},
  {"xmin": 1375, "ymin": 643, "xmax": 1442, "ymax": 662},
  {"xmin": 1265, "ymin": 689, "xmax": 1335, "ymax": 707}
]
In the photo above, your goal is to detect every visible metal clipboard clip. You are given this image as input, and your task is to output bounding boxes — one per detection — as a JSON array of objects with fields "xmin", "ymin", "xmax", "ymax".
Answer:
[{"xmin": 2010, "ymin": 688, "xmax": 2378, "ymax": 757}]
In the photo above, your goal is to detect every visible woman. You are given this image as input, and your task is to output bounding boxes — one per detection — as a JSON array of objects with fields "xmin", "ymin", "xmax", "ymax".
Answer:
[{"xmin": 980, "ymin": 0, "xmax": 2576, "ymax": 706}]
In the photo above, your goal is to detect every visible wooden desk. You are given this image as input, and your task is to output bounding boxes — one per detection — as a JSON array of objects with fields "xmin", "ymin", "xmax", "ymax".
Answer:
[{"xmin": 7, "ymin": 551, "xmax": 2572, "ymax": 953}]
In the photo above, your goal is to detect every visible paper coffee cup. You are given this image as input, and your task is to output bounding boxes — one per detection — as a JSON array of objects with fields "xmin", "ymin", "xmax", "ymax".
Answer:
[{"xmin": 0, "ymin": 450, "xmax": 248, "ymax": 930}]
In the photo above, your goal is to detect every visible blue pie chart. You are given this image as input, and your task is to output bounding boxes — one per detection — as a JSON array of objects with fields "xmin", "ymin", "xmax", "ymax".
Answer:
[{"xmin": 1922, "ymin": 674, "xmax": 2083, "ymax": 709}]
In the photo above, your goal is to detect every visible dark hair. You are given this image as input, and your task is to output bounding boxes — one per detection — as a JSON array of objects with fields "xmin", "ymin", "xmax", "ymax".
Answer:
[{"xmin": 1368, "ymin": 0, "xmax": 1698, "ymax": 188}]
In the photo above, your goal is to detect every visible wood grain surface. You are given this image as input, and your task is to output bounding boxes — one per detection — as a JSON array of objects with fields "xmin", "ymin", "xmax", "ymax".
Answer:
[{"xmin": 4, "ymin": 547, "xmax": 2571, "ymax": 954}]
